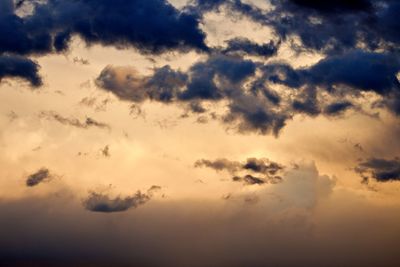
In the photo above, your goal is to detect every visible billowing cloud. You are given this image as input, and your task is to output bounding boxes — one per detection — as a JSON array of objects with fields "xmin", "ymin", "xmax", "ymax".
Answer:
[
  {"xmin": 262, "ymin": 51, "xmax": 400, "ymax": 114},
  {"xmin": 96, "ymin": 48, "xmax": 400, "ymax": 135},
  {"xmin": 0, "ymin": 0, "xmax": 207, "ymax": 84},
  {"xmin": 1, "ymin": 0, "xmax": 207, "ymax": 55}
]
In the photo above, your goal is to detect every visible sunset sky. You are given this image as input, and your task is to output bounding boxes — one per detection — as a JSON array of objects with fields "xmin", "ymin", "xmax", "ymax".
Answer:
[{"xmin": 1, "ymin": 0, "xmax": 400, "ymax": 266}]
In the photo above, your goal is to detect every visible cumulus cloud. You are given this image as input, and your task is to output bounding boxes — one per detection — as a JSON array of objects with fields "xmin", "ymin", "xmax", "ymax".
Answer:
[
  {"xmin": 96, "ymin": 54, "xmax": 290, "ymax": 135},
  {"xmin": 0, "ymin": 0, "xmax": 207, "ymax": 55},
  {"xmin": 261, "ymin": 51, "xmax": 400, "ymax": 115},
  {"xmin": 0, "ymin": 0, "xmax": 208, "ymax": 84},
  {"xmin": 96, "ymin": 48, "xmax": 400, "ymax": 135}
]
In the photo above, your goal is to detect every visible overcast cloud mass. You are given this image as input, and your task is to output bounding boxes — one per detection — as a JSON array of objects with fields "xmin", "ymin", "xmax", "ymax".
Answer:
[{"xmin": 1, "ymin": 0, "xmax": 400, "ymax": 266}]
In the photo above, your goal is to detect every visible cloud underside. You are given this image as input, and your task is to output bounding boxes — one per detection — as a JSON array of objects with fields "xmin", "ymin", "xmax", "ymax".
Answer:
[
  {"xmin": 96, "ymin": 51, "xmax": 400, "ymax": 135},
  {"xmin": 0, "ymin": 0, "xmax": 400, "ymax": 135},
  {"xmin": 356, "ymin": 157, "xmax": 400, "ymax": 183},
  {"xmin": 195, "ymin": 157, "xmax": 284, "ymax": 185}
]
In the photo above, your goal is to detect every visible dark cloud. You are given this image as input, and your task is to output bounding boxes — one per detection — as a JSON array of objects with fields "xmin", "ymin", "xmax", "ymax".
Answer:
[
  {"xmin": 198, "ymin": 0, "xmax": 400, "ymax": 55},
  {"xmin": 83, "ymin": 190, "xmax": 150, "ymax": 213},
  {"xmin": 100, "ymin": 145, "xmax": 110, "ymax": 157},
  {"xmin": 0, "ymin": 0, "xmax": 207, "ymax": 55},
  {"xmin": 178, "ymin": 55, "xmax": 256, "ymax": 100},
  {"xmin": 97, "ymin": 55, "xmax": 256, "ymax": 103},
  {"xmin": 0, "ymin": 0, "xmax": 208, "ymax": 84},
  {"xmin": 243, "ymin": 158, "xmax": 284, "ymax": 175},
  {"xmin": 0, "ymin": 55, "xmax": 41, "ymax": 86},
  {"xmin": 195, "ymin": 157, "xmax": 284, "ymax": 185},
  {"xmin": 262, "ymin": 51, "xmax": 400, "ymax": 115},
  {"xmin": 97, "ymin": 54, "xmax": 290, "ymax": 136},
  {"xmin": 26, "ymin": 168, "xmax": 53, "ymax": 187},
  {"xmin": 96, "ymin": 48, "xmax": 400, "ymax": 135},
  {"xmin": 323, "ymin": 101, "xmax": 354, "ymax": 116},
  {"xmin": 39, "ymin": 111, "xmax": 111, "ymax": 130},
  {"xmin": 356, "ymin": 157, "xmax": 400, "ymax": 183},
  {"xmin": 232, "ymin": 174, "xmax": 265, "ymax": 185},
  {"xmin": 194, "ymin": 158, "xmax": 241, "ymax": 173},
  {"xmin": 288, "ymin": 0, "xmax": 373, "ymax": 13},
  {"xmin": 222, "ymin": 38, "xmax": 280, "ymax": 58},
  {"xmin": 96, "ymin": 65, "xmax": 187, "ymax": 103}
]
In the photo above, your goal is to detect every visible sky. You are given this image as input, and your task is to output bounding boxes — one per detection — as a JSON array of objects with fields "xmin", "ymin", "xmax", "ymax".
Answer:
[{"xmin": 0, "ymin": 0, "xmax": 400, "ymax": 266}]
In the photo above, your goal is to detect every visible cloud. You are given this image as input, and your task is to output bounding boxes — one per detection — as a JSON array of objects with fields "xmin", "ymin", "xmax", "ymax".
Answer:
[
  {"xmin": 4, "ymin": 164, "xmax": 400, "ymax": 267},
  {"xmin": 0, "ymin": 0, "xmax": 208, "ymax": 85},
  {"xmin": 288, "ymin": 0, "xmax": 373, "ymax": 13},
  {"xmin": 83, "ymin": 190, "xmax": 150, "ymax": 213},
  {"xmin": 96, "ymin": 65, "xmax": 187, "ymax": 103},
  {"xmin": 194, "ymin": 158, "xmax": 242, "ymax": 173},
  {"xmin": 323, "ymin": 101, "xmax": 354, "ymax": 116},
  {"xmin": 232, "ymin": 174, "xmax": 266, "ymax": 185},
  {"xmin": 197, "ymin": 0, "xmax": 400, "ymax": 55},
  {"xmin": 1, "ymin": 0, "xmax": 208, "ymax": 55},
  {"xmin": 39, "ymin": 111, "xmax": 111, "ymax": 130},
  {"xmin": 25, "ymin": 168, "xmax": 53, "ymax": 187},
  {"xmin": 356, "ymin": 157, "xmax": 400, "ymax": 183},
  {"xmin": 222, "ymin": 38, "xmax": 280, "ymax": 58},
  {"xmin": 262, "ymin": 51, "xmax": 400, "ymax": 114},
  {"xmin": 0, "ymin": 55, "xmax": 42, "ymax": 87},
  {"xmin": 96, "ymin": 54, "xmax": 289, "ymax": 136},
  {"xmin": 100, "ymin": 145, "xmax": 110, "ymax": 157},
  {"xmin": 195, "ymin": 157, "xmax": 284, "ymax": 185}
]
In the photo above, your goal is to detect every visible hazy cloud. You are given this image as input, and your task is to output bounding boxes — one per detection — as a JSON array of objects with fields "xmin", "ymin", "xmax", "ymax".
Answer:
[{"xmin": 39, "ymin": 111, "xmax": 111, "ymax": 130}]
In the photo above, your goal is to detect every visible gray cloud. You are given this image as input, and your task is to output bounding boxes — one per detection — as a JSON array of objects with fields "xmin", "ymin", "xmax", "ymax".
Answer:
[
  {"xmin": 356, "ymin": 157, "xmax": 400, "ymax": 183},
  {"xmin": 0, "ymin": 55, "xmax": 42, "ymax": 87},
  {"xmin": 195, "ymin": 157, "xmax": 285, "ymax": 185},
  {"xmin": 83, "ymin": 190, "xmax": 150, "ymax": 213},
  {"xmin": 25, "ymin": 168, "xmax": 53, "ymax": 187},
  {"xmin": 39, "ymin": 111, "xmax": 111, "ymax": 130}
]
